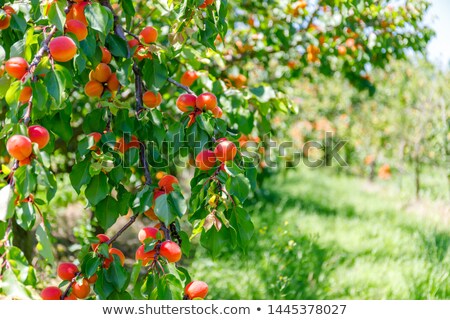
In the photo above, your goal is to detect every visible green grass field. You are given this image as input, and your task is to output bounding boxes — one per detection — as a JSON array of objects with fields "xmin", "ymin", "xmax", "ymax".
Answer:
[{"xmin": 188, "ymin": 168, "xmax": 450, "ymax": 299}]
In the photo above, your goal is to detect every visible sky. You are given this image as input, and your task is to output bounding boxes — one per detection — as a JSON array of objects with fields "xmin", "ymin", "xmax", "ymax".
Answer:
[{"xmin": 425, "ymin": 0, "xmax": 450, "ymax": 68}]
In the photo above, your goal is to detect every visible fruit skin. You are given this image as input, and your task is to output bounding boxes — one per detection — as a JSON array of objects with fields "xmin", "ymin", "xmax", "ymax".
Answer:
[
  {"xmin": 41, "ymin": 286, "xmax": 62, "ymax": 300},
  {"xmin": 5, "ymin": 57, "xmax": 29, "ymax": 79},
  {"xmin": 337, "ymin": 45, "xmax": 347, "ymax": 55},
  {"xmin": 92, "ymin": 63, "xmax": 112, "ymax": 83},
  {"xmin": 49, "ymin": 36, "xmax": 77, "ymax": 62},
  {"xmin": 116, "ymin": 135, "xmax": 140, "ymax": 153},
  {"xmin": 18, "ymin": 86, "xmax": 32, "ymax": 103},
  {"xmin": 196, "ymin": 92, "xmax": 217, "ymax": 111},
  {"xmin": 144, "ymin": 207, "xmax": 158, "ymax": 220},
  {"xmin": 140, "ymin": 26, "xmax": 158, "ymax": 44},
  {"xmin": 6, "ymin": 135, "xmax": 33, "ymax": 161},
  {"xmin": 185, "ymin": 281, "xmax": 208, "ymax": 299},
  {"xmin": 101, "ymin": 47, "xmax": 112, "ymax": 64},
  {"xmin": 159, "ymin": 240, "xmax": 182, "ymax": 263},
  {"xmin": 158, "ymin": 175, "xmax": 179, "ymax": 192},
  {"xmin": 180, "ymin": 71, "xmax": 198, "ymax": 87},
  {"xmin": 134, "ymin": 45, "xmax": 152, "ymax": 61},
  {"xmin": 199, "ymin": 0, "xmax": 214, "ymax": 9},
  {"xmin": 88, "ymin": 132, "xmax": 102, "ymax": 150},
  {"xmin": 195, "ymin": 150, "xmax": 217, "ymax": 171},
  {"xmin": 214, "ymin": 140, "xmax": 237, "ymax": 162},
  {"xmin": 72, "ymin": 278, "xmax": 90, "ymax": 299},
  {"xmin": 103, "ymin": 247, "xmax": 125, "ymax": 268},
  {"xmin": 176, "ymin": 94, "xmax": 197, "ymax": 112},
  {"xmin": 128, "ymin": 38, "xmax": 139, "ymax": 50},
  {"xmin": 64, "ymin": 293, "xmax": 78, "ymax": 300},
  {"xmin": 28, "ymin": 125, "xmax": 50, "ymax": 149},
  {"xmin": 87, "ymin": 274, "xmax": 98, "ymax": 284},
  {"xmin": 57, "ymin": 262, "xmax": 79, "ymax": 281},
  {"xmin": 84, "ymin": 80, "xmax": 104, "ymax": 97},
  {"xmin": 18, "ymin": 157, "xmax": 31, "ymax": 167},
  {"xmin": 143, "ymin": 91, "xmax": 162, "ymax": 108},
  {"xmin": 211, "ymin": 106, "xmax": 223, "ymax": 118},
  {"xmin": 65, "ymin": 19, "xmax": 88, "ymax": 41},
  {"xmin": 107, "ymin": 73, "xmax": 120, "ymax": 91},
  {"xmin": 135, "ymin": 245, "xmax": 156, "ymax": 266},
  {"xmin": 0, "ymin": 14, "xmax": 11, "ymax": 30},
  {"xmin": 91, "ymin": 234, "xmax": 110, "ymax": 251},
  {"xmin": 138, "ymin": 227, "xmax": 159, "ymax": 243},
  {"xmin": 66, "ymin": 2, "xmax": 88, "ymax": 25}
]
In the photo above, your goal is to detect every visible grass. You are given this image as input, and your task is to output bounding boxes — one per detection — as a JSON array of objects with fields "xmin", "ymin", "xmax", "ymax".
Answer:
[{"xmin": 188, "ymin": 167, "xmax": 450, "ymax": 299}]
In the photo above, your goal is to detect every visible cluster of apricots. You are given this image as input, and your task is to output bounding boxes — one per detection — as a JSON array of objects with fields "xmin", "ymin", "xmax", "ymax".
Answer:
[
  {"xmin": 0, "ymin": 5, "xmax": 15, "ymax": 30},
  {"xmin": 127, "ymin": 26, "xmax": 158, "ymax": 61},
  {"xmin": 195, "ymin": 138, "xmax": 238, "ymax": 171},
  {"xmin": 176, "ymin": 92, "xmax": 223, "ymax": 126},
  {"xmin": 6, "ymin": 125, "xmax": 50, "ymax": 166},
  {"xmin": 85, "ymin": 48, "xmax": 120, "ymax": 98}
]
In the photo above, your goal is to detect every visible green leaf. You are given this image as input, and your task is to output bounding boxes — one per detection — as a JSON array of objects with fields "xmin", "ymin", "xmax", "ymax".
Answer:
[
  {"xmin": 142, "ymin": 58, "xmax": 168, "ymax": 91},
  {"xmin": 35, "ymin": 224, "xmax": 55, "ymax": 265},
  {"xmin": 200, "ymin": 226, "xmax": 237, "ymax": 258},
  {"xmin": 16, "ymin": 202, "xmax": 36, "ymax": 231},
  {"xmin": 225, "ymin": 173, "xmax": 251, "ymax": 202},
  {"xmin": 95, "ymin": 196, "xmax": 120, "ymax": 230},
  {"xmin": 14, "ymin": 165, "xmax": 37, "ymax": 199},
  {"xmin": 85, "ymin": 2, "xmax": 113, "ymax": 35},
  {"xmin": 70, "ymin": 159, "xmax": 92, "ymax": 193},
  {"xmin": 7, "ymin": 246, "xmax": 37, "ymax": 286},
  {"xmin": 0, "ymin": 185, "xmax": 15, "ymax": 222},
  {"xmin": 85, "ymin": 173, "xmax": 109, "ymax": 205},
  {"xmin": 131, "ymin": 185, "xmax": 153, "ymax": 214},
  {"xmin": 0, "ymin": 269, "xmax": 33, "ymax": 299},
  {"xmin": 47, "ymin": 0, "xmax": 66, "ymax": 31},
  {"xmin": 44, "ymin": 70, "xmax": 63, "ymax": 105},
  {"xmin": 81, "ymin": 253, "xmax": 101, "ymax": 278},
  {"xmin": 106, "ymin": 34, "xmax": 129, "ymax": 58},
  {"xmin": 230, "ymin": 207, "xmax": 254, "ymax": 249},
  {"xmin": 94, "ymin": 269, "xmax": 115, "ymax": 299},
  {"xmin": 106, "ymin": 256, "xmax": 129, "ymax": 291},
  {"xmin": 155, "ymin": 191, "xmax": 186, "ymax": 225}
]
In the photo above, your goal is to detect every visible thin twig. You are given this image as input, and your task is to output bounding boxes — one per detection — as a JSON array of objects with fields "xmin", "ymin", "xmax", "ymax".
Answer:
[
  {"xmin": 160, "ymin": 223, "xmax": 171, "ymax": 240},
  {"xmin": 124, "ymin": 29, "xmax": 140, "ymax": 41},
  {"xmin": 167, "ymin": 77, "xmax": 195, "ymax": 95},
  {"xmin": 105, "ymin": 214, "xmax": 138, "ymax": 245}
]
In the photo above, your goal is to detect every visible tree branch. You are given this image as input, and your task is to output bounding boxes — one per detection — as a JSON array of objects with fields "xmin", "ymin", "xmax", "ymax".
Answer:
[
  {"xmin": 105, "ymin": 214, "xmax": 138, "ymax": 245},
  {"xmin": 167, "ymin": 77, "xmax": 195, "ymax": 95}
]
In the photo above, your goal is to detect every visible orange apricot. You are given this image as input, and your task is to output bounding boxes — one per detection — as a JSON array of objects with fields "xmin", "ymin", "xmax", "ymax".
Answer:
[
  {"xmin": 103, "ymin": 247, "xmax": 125, "ymax": 268},
  {"xmin": 91, "ymin": 234, "xmax": 110, "ymax": 251},
  {"xmin": 72, "ymin": 279, "xmax": 90, "ymax": 299},
  {"xmin": 116, "ymin": 135, "xmax": 140, "ymax": 153},
  {"xmin": 66, "ymin": 2, "xmax": 88, "ymax": 26},
  {"xmin": 18, "ymin": 157, "xmax": 31, "ymax": 167},
  {"xmin": 65, "ymin": 19, "xmax": 87, "ymax": 41},
  {"xmin": 199, "ymin": 0, "xmax": 214, "ymax": 9},
  {"xmin": 49, "ymin": 36, "xmax": 77, "ymax": 62},
  {"xmin": 214, "ymin": 140, "xmax": 237, "ymax": 162},
  {"xmin": 135, "ymin": 245, "xmax": 156, "ymax": 266},
  {"xmin": 138, "ymin": 227, "xmax": 159, "ymax": 243},
  {"xmin": 195, "ymin": 150, "xmax": 216, "ymax": 171},
  {"xmin": 28, "ymin": 125, "xmax": 50, "ymax": 149},
  {"xmin": 5, "ymin": 57, "xmax": 29, "ymax": 79},
  {"xmin": 158, "ymin": 175, "xmax": 179, "ymax": 192},
  {"xmin": 57, "ymin": 262, "xmax": 79, "ymax": 281},
  {"xmin": 92, "ymin": 63, "xmax": 112, "ymax": 83},
  {"xmin": 41, "ymin": 286, "xmax": 62, "ymax": 300},
  {"xmin": 185, "ymin": 281, "xmax": 208, "ymax": 299},
  {"xmin": 159, "ymin": 240, "xmax": 181, "ymax": 263},
  {"xmin": 180, "ymin": 71, "xmax": 198, "ymax": 87},
  {"xmin": 0, "ymin": 13, "xmax": 11, "ymax": 30},
  {"xmin": 18, "ymin": 86, "xmax": 32, "ymax": 103},
  {"xmin": 101, "ymin": 46, "xmax": 112, "ymax": 64},
  {"xmin": 176, "ymin": 93, "xmax": 196, "ymax": 112},
  {"xmin": 144, "ymin": 207, "xmax": 158, "ymax": 220},
  {"xmin": 143, "ymin": 91, "xmax": 162, "ymax": 108},
  {"xmin": 84, "ymin": 80, "xmax": 104, "ymax": 97},
  {"xmin": 211, "ymin": 106, "xmax": 223, "ymax": 118},
  {"xmin": 87, "ymin": 274, "xmax": 98, "ymax": 284},
  {"xmin": 196, "ymin": 92, "xmax": 217, "ymax": 111},
  {"xmin": 6, "ymin": 135, "xmax": 32, "ymax": 161},
  {"xmin": 139, "ymin": 26, "xmax": 158, "ymax": 44},
  {"xmin": 106, "ymin": 73, "xmax": 120, "ymax": 91}
]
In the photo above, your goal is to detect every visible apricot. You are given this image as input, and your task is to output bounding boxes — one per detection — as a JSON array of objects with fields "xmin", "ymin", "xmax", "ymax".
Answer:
[
  {"xmin": 143, "ymin": 91, "xmax": 162, "ymax": 108},
  {"xmin": 88, "ymin": 132, "xmax": 102, "ymax": 144},
  {"xmin": 134, "ymin": 45, "xmax": 152, "ymax": 61},
  {"xmin": 139, "ymin": 26, "xmax": 158, "ymax": 44},
  {"xmin": 138, "ymin": 227, "xmax": 159, "ymax": 243},
  {"xmin": 65, "ymin": 19, "xmax": 87, "ymax": 41},
  {"xmin": 214, "ymin": 140, "xmax": 237, "ymax": 162},
  {"xmin": 66, "ymin": 2, "xmax": 88, "ymax": 26},
  {"xmin": 49, "ymin": 36, "xmax": 77, "ymax": 62},
  {"xmin": 92, "ymin": 63, "xmax": 112, "ymax": 83},
  {"xmin": 211, "ymin": 106, "xmax": 222, "ymax": 118},
  {"xmin": 87, "ymin": 274, "xmax": 98, "ymax": 284},
  {"xmin": 91, "ymin": 233, "xmax": 110, "ymax": 251},
  {"xmin": 57, "ymin": 262, "xmax": 79, "ymax": 281},
  {"xmin": 18, "ymin": 86, "xmax": 32, "ymax": 103},
  {"xmin": 144, "ymin": 207, "xmax": 158, "ymax": 220},
  {"xmin": 176, "ymin": 93, "xmax": 196, "ymax": 112},
  {"xmin": 337, "ymin": 45, "xmax": 347, "ymax": 55},
  {"xmin": 156, "ymin": 171, "xmax": 166, "ymax": 180},
  {"xmin": 159, "ymin": 240, "xmax": 181, "ymax": 263},
  {"xmin": 5, "ymin": 57, "xmax": 29, "ymax": 79},
  {"xmin": 0, "ymin": 13, "xmax": 11, "ymax": 30},
  {"xmin": 64, "ymin": 293, "xmax": 78, "ymax": 300},
  {"xmin": 103, "ymin": 247, "xmax": 125, "ymax": 268},
  {"xmin": 185, "ymin": 281, "xmax": 208, "ymax": 299},
  {"xmin": 116, "ymin": 135, "xmax": 140, "ymax": 153},
  {"xmin": 106, "ymin": 73, "xmax": 120, "ymax": 91},
  {"xmin": 41, "ymin": 286, "xmax": 62, "ymax": 300},
  {"xmin": 196, "ymin": 92, "xmax": 217, "ymax": 111},
  {"xmin": 101, "ymin": 47, "xmax": 112, "ymax": 64},
  {"xmin": 28, "ymin": 125, "xmax": 50, "ymax": 149},
  {"xmin": 18, "ymin": 157, "xmax": 31, "ymax": 167},
  {"xmin": 6, "ymin": 135, "xmax": 32, "ymax": 161},
  {"xmin": 180, "ymin": 71, "xmax": 198, "ymax": 87},
  {"xmin": 128, "ymin": 38, "xmax": 139, "ymax": 49},
  {"xmin": 84, "ymin": 80, "xmax": 104, "ymax": 97},
  {"xmin": 195, "ymin": 150, "xmax": 216, "ymax": 171},
  {"xmin": 158, "ymin": 174, "xmax": 179, "ymax": 192},
  {"xmin": 199, "ymin": 0, "xmax": 214, "ymax": 9},
  {"xmin": 154, "ymin": 189, "xmax": 165, "ymax": 200},
  {"xmin": 72, "ymin": 279, "xmax": 90, "ymax": 299},
  {"xmin": 135, "ymin": 245, "xmax": 156, "ymax": 266}
]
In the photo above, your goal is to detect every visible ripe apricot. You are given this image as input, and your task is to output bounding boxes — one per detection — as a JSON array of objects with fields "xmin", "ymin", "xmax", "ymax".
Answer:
[
  {"xmin": 144, "ymin": 207, "xmax": 158, "ymax": 220},
  {"xmin": 87, "ymin": 274, "xmax": 98, "ymax": 284},
  {"xmin": 101, "ymin": 47, "xmax": 112, "ymax": 64},
  {"xmin": 91, "ymin": 233, "xmax": 110, "ymax": 251},
  {"xmin": 0, "ymin": 13, "xmax": 11, "ymax": 30},
  {"xmin": 143, "ymin": 91, "xmax": 162, "ymax": 108},
  {"xmin": 92, "ymin": 63, "xmax": 112, "ymax": 83},
  {"xmin": 64, "ymin": 293, "xmax": 77, "ymax": 300},
  {"xmin": 66, "ymin": 2, "xmax": 88, "ymax": 26},
  {"xmin": 88, "ymin": 132, "xmax": 102, "ymax": 150},
  {"xmin": 18, "ymin": 157, "xmax": 31, "ymax": 167},
  {"xmin": 116, "ymin": 135, "xmax": 140, "ymax": 153},
  {"xmin": 57, "ymin": 262, "xmax": 79, "ymax": 281},
  {"xmin": 106, "ymin": 73, "xmax": 120, "ymax": 91},
  {"xmin": 337, "ymin": 45, "xmax": 347, "ymax": 55},
  {"xmin": 214, "ymin": 140, "xmax": 237, "ymax": 162},
  {"xmin": 134, "ymin": 45, "xmax": 152, "ymax": 61},
  {"xmin": 211, "ymin": 106, "xmax": 223, "ymax": 118},
  {"xmin": 138, "ymin": 227, "xmax": 159, "ymax": 243},
  {"xmin": 84, "ymin": 80, "xmax": 104, "ymax": 97},
  {"xmin": 135, "ymin": 245, "xmax": 156, "ymax": 266},
  {"xmin": 18, "ymin": 86, "xmax": 32, "ymax": 103},
  {"xmin": 5, "ymin": 57, "xmax": 29, "ymax": 79},
  {"xmin": 28, "ymin": 125, "xmax": 50, "ymax": 149},
  {"xmin": 156, "ymin": 171, "xmax": 166, "ymax": 180},
  {"xmin": 196, "ymin": 92, "xmax": 217, "ymax": 111},
  {"xmin": 103, "ymin": 247, "xmax": 125, "ymax": 268},
  {"xmin": 180, "ymin": 71, "xmax": 198, "ymax": 87},
  {"xmin": 6, "ymin": 135, "xmax": 32, "ymax": 161},
  {"xmin": 49, "ymin": 36, "xmax": 77, "ymax": 62},
  {"xmin": 72, "ymin": 279, "xmax": 90, "ymax": 299},
  {"xmin": 41, "ymin": 286, "xmax": 62, "ymax": 300},
  {"xmin": 199, "ymin": 0, "xmax": 214, "ymax": 9},
  {"xmin": 65, "ymin": 19, "xmax": 87, "ymax": 41},
  {"xmin": 139, "ymin": 26, "xmax": 158, "ymax": 44},
  {"xmin": 158, "ymin": 174, "xmax": 179, "ymax": 192},
  {"xmin": 159, "ymin": 240, "xmax": 181, "ymax": 263},
  {"xmin": 176, "ymin": 93, "xmax": 196, "ymax": 112},
  {"xmin": 128, "ymin": 38, "xmax": 139, "ymax": 50},
  {"xmin": 195, "ymin": 150, "xmax": 216, "ymax": 171},
  {"xmin": 185, "ymin": 281, "xmax": 208, "ymax": 299}
]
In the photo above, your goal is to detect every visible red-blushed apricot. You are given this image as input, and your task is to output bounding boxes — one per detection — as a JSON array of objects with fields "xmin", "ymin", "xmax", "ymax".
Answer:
[
  {"xmin": 72, "ymin": 278, "xmax": 90, "ymax": 299},
  {"xmin": 115, "ymin": 135, "xmax": 140, "ymax": 153},
  {"xmin": 337, "ymin": 45, "xmax": 347, "ymax": 55},
  {"xmin": 91, "ymin": 234, "xmax": 110, "ymax": 251},
  {"xmin": 57, "ymin": 262, "xmax": 79, "ymax": 281},
  {"xmin": 128, "ymin": 38, "xmax": 139, "ymax": 49},
  {"xmin": 139, "ymin": 26, "xmax": 158, "ymax": 44},
  {"xmin": 143, "ymin": 91, "xmax": 162, "ymax": 108},
  {"xmin": 106, "ymin": 73, "xmax": 120, "ymax": 91},
  {"xmin": 135, "ymin": 245, "xmax": 156, "ymax": 266},
  {"xmin": 0, "ymin": 13, "xmax": 11, "ymax": 30},
  {"xmin": 158, "ymin": 175, "xmax": 179, "ymax": 193},
  {"xmin": 154, "ymin": 188, "xmax": 165, "ymax": 200},
  {"xmin": 6, "ymin": 135, "xmax": 32, "ymax": 161},
  {"xmin": 88, "ymin": 132, "xmax": 102, "ymax": 145},
  {"xmin": 144, "ymin": 207, "xmax": 158, "ymax": 220},
  {"xmin": 214, "ymin": 140, "xmax": 237, "ymax": 162},
  {"xmin": 103, "ymin": 247, "xmax": 125, "ymax": 268},
  {"xmin": 3, "ymin": 5, "xmax": 15, "ymax": 15},
  {"xmin": 195, "ymin": 150, "xmax": 216, "ymax": 171},
  {"xmin": 18, "ymin": 86, "xmax": 32, "ymax": 103},
  {"xmin": 101, "ymin": 46, "xmax": 112, "ymax": 64},
  {"xmin": 196, "ymin": 92, "xmax": 217, "ymax": 111},
  {"xmin": 159, "ymin": 240, "xmax": 182, "ymax": 263},
  {"xmin": 92, "ymin": 63, "xmax": 112, "ymax": 83},
  {"xmin": 176, "ymin": 93, "xmax": 197, "ymax": 112},
  {"xmin": 134, "ymin": 45, "xmax": 152, "ymax": 61},
  {"xmin": 138, "ymin": 227, "xmax": 159, "ymax": 243},
  {"xmin": 87, "ymin": 274, "xmax": 98, "ymax": 284},
  {"xmin": 5, "ymin": 57, "xmax": 29, "ymax": 79},
  {"xmin": 66, "ymin": 2, "xmax": 88, "ymax": 26},
  {"xmin": 199, "ymin": 0, "xmax": 214, "ymax": 9},
  {"xmin": 18, "ymin": 157, "xmax": 31, "ymax": 167},
  {"xmin": 28, "ymin": 125, "xmax": 50, "ymax": 149},
  {"xmin": 185, "ymin": 281, "xmax": 208, "ymax": 299},
  {"xmin": 84, "ymin": 80, "xmax": 104, "ymax": 97},
  {"xmin": 64, "ymin": 293, "xmax": 77, "ymax": 300},
  {"xmin": 41, "ymin": 286, "xmax": 62, "ymax": 300},
  {"xmin": 180, "ymin": 71, "xmax": 198, "ymax": 87},
  {"xmin": 65, "ymin": 19, "xmax": 87, "ymax": 41},
  {"xmin": 211, "ymin": 106, "xmax": 223, "ymax": 118},
  {"xmin": 49, "ymin": 36, "xmax": 77, "ymax": 62}
]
